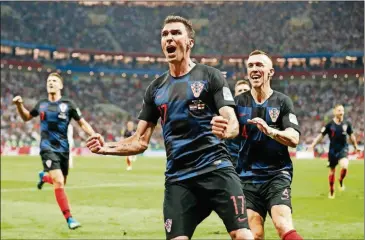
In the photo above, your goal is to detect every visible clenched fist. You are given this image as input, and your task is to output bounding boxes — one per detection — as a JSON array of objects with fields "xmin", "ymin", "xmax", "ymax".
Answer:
[{"xmin": 12, "ymin": 96, "xmax": 23, "ymax": 105}]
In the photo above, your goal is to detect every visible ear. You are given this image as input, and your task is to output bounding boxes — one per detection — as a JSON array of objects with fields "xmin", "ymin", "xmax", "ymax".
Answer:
[
  {"xmin": 187, "ymin": 38, "xmax": 194, "ymax": 49},
  {"xmin": 268, "ymin": 68, "xmax": 275, "ymax": 77}
]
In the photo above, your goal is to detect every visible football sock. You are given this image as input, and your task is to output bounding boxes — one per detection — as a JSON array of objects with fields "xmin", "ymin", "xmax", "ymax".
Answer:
[
  {"xmin": 329, "ymin": 172, "xmax": 335, "ymax": 195},
  {"xmin": 126, "ymin": 157, "xmax": 131, "ymax": 167},
  {"xmin": 282, "ymin": 229, "xmax": 303, "ymax": 240},
  {"xmin": 339, "ymin": 168, "xmax": 347, "ymax": 186},
  {"xmin": 42, "ymin": 175, "xmax": 53, "ymax": 184},
  {"xmin": 54, "ymin": 188, "xmax": 72, "ymax": 219}
]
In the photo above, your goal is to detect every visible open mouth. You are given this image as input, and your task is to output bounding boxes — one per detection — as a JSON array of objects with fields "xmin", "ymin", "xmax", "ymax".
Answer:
[
  {"xmin": 166, "ymin": 45, "xmax": 177, "ymax": 54},
  {"xmin": 251, "ymin": 75, "xmax": 261, "ymax": 80}
]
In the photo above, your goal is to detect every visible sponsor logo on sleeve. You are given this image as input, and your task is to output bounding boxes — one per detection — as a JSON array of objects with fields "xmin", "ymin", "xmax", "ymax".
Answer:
[
  {"xmin": 289, "ymin": 113, "xmax": 298, "ymax": 125},
  {"xmin": 223, "ymin": 87, "xmax": 234, "ymax": 101}
]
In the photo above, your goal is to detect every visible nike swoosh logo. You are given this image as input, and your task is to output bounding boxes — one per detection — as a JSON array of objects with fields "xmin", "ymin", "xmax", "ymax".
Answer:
[{"xmin": 238, "ymin": 217, "xmax": 247, "ymax": 222}]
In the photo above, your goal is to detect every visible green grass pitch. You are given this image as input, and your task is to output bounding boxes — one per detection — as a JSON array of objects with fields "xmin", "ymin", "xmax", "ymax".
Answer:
[{"xmin": 1, "ymin": 156, "xmax": 364, "ymax": 239}]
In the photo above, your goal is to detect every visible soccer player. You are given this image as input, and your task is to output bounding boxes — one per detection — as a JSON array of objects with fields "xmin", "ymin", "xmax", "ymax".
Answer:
[
  {"xmin": 13, "ymin": 72, "xmax": 96, "ymax": 230},
  {"xmin": 234, "ymin": 79, "xmax": 251, "ymax": 97},
  {"xmin": 226, "ymin": 80, "xmax": 251, "ymax": 166},
  {"xmin": 86, "ymin": 15, "xmax": 253, "ymax": 240},
  {"xmin": 123, "ymin": 120, "xmax": 137, "ymax": 171},
  {"xmin": 309, "ymin": 104, "xmax": 360, "ymax": 199},
  {"xmin": 219, "ymin": 50, "xmax": 303, "ymax": 240}
]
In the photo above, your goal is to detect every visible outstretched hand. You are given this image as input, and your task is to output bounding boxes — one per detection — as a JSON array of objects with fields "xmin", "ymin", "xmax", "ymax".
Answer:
[
  {"xmin": 247, "ymin": 117, "xmax": 271, "ymax": 135},
  {"xmin": 86, "ymin": 133, "xmax": 105, "ymax": 154}
]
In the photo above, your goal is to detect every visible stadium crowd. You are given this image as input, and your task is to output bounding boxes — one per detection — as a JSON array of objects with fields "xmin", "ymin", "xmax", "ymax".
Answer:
[
  {"xmin": 1, "ymin": 68, "xmax": 363, "ymax": 151},
  {"xmin": 1, "ymin": 1, "xmax": 363, "ymax": 55}
]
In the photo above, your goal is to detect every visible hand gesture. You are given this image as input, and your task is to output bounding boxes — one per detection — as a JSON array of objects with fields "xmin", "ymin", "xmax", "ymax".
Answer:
[
  {"xmin": 86, "ymin": 133, "xmax": 105, "ymax": 154},
  {"xmin": 247, "ymin": 117, "xmax": 271, "ymax": 135},
  {"xmin": 211, "ymin": 116, "xmax": 228, "ymax": 139},
  {"xmin": 13, "ymin": 96, "xmax": 23, "ymax": 105}
]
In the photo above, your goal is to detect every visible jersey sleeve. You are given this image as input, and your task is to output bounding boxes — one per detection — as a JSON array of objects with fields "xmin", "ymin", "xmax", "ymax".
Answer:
[
  {"xmin": 346, "ymin": 122, "xmax": 354, "ymax": 135},
  {"xmin": 69, "ymin": 101, "xmax": 83, "ymax": 121},
  {"xmin": 29, "ymin": 100, "xmax": 42, "ymax": 117},
  {"xmin": 138, "ymin": 84, "xmax": 160, "ymax": 125},
  {"xmin": 321, "ymin": 123, "xmax": 330, "ymax": 136},
  {"xmin": 209, "ymin": 69, "xmax": 235, "ymax": 110},
  {"xmin": 281, "ymin": 96, "xmax": 301, "ymax": 134}
]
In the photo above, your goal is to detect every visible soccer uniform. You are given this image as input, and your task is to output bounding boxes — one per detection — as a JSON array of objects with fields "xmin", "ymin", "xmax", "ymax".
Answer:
[
  {"xmin": 138, "ymin": 63, "xmax": 249, "ymax": 238},
  {"xmin": 30, "ymin": 97, "xmax": 82, "ymax": 176},
  {"xmin": 235, "ymin": 90, "xmax": 300, "ymax": 220},
  {"xmin": 321, "ymin": 120, "xmax": 353, "ymax": 168},
  {"xmin": 225, "ymin": 138, "xmax": 240, "ymax": 167}
]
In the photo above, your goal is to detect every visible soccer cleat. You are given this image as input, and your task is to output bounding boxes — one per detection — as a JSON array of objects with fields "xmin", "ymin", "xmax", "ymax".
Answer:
[
  {"xmin": 67, "ymin": 217, "xmax": 81, "ymax": 230},
  {"xmin": 339, "ymin": 184, "xmax": 346, "ymax": 192},
  {"xmin": 328, "ymin": 192, "xmax": 335, "ymax": 199},
  {"xmin": 37, "ymin": 171, "xmax": 45, "ymax": 190},
  {"xmin": 126, "ymin": 166, "xmax": 132, "ymax": 171}
]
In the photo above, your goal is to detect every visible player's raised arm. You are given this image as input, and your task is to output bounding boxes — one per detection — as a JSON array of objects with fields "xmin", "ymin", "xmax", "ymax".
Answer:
[
  {"xmin": 12, "ymin": 96, "xmax": 34, "ymax": 122},
  {"xmin": 87, "ymin": 120, "xmax": 155, "ymax": 156}
]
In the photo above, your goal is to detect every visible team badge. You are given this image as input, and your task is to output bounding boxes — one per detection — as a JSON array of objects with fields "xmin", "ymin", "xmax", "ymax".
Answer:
[
  {"xmin": 190, "ymin": 81, "xmax": 204, "ymax": 98},
  {"xmin": 59, "ymin": 103, "xmax": 68, "ymax": 112},
  {"xmin": 164, "ymin": 219, "xmax": 172, "ymax": 233},
  {"xmin": 58, "ymin": 103, "xmax": 68, "ymax": 119},
  {"xmin": 268, "ymin": 108, "xmax": 280, "ymax": 123},
  {"xmin": 45, "ymin": 160, "xmax": 52, "ymax": 168}
]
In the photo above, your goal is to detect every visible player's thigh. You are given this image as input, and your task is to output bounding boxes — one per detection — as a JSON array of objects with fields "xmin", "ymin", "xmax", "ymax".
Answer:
[
  {"xmin": 163, "ymin": 181, "xmax": 203, "ymax": 239},
  {"xmin": 265, "ymin": 175, "xmax": 294, "ymax": 232},
  {"xmin": 201, "ymin": 167, "xmax": 250, "ymax": 232},
  {"xmin": 242, "ymin": 182, "xmax": 268, "ymax": 221},
  {"xmin": 59, "ymin": 152, "xmax": 70, "ymax": 177},
  {"xmin": 328, "ymin": 153, "xmax": 339, "ymax": 169},
  {"xmin": 339, "ymin": 157, "xmax": 349, "ymax": 169}
]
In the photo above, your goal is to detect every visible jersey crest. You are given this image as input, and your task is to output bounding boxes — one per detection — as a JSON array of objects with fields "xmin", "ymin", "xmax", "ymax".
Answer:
[
  {"xmin": 342, "ymin": 124, "xmax": 348, "ymax": 132},
  {"xmin": 190, "ymin": 81, "xmax": 204, "ymax": 98},
  {"xmin": 58, "ymin": 103, "xmax": 68, "ymax": 119},
  {"xmin": 269, "ymin": 108, "xmax": 280, "ymax": 123}
]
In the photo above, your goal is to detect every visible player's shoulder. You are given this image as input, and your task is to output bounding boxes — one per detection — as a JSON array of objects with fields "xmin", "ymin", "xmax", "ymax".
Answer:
[
  {"xmin": 59, "ymin": 97, "xmax": 75, "ymax": 104},
  {"xmin": 37, "ymin": 98, "xmax": 48, "ymax": 104},
  {"xmin": 193, "ymin": 63, "xmax": 222, "ymax": 77},
  {"xmin": 272, "ymin": 90, "xmax": 291, "ymax": 101}
]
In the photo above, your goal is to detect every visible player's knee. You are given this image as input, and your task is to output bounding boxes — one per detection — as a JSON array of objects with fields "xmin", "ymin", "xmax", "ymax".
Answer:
[
  {"xmin": 271, "ymin": 206, "xmax": 293, "ymax": 238},
  {"xmin": 52, "ymin": 176, "xmax": 65, "ymax": 188},
  {"xmin": 340, "ymin": 159, "xmax": 349, "ymax": 169},
  {"xmin": 229, "ymin": 228, "xmax": 253, "ymax": 240},
  {"xmin": 170, "ymin": 236, "xmax": 189, "ymax": 240}
]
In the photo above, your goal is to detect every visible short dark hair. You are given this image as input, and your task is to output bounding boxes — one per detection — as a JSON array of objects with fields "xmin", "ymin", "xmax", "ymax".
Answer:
[
  {"xmin": 164, "ymin": 15, "xmax": 195, "ymax": 39},
  {"xmin": 249, "ymin": 49, "xmax": 273, "ymax": 63},
  {"xmin": 48, "ymin": 72, "xmax": 63, "ymax": 83},
  {"xmin": 235, "ymin": 79, "xmax": 250, "ymax": 88}
]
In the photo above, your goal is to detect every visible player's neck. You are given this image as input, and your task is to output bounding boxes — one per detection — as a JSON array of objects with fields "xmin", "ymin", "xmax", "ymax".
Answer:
[
  {"xmin": 169, "ymin": 58, "xmax": 195, "ymax": 77},
  {"xmin": 251, "ymin": 86, "xmax": 273, "ymax": 104},
  {"xmin": 48, "ymin": 93, "xmax": 62, "ymax": 102},
  {"xmin": 333, "ymin": 117, "xmax": 343, "ymax": 124}
]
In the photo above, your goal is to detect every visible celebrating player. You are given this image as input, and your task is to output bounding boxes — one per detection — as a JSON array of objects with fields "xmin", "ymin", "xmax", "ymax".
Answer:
[
  {"xmin": 309, "ymin": 104, "xmax": 360, "ymax": 199},
  {"xmin": 123, "ymin": 120, "xmax": 137, "ymax": 171},
  {"xmin": 234, "ymin": 79, "xmax": 251, "ymax": 97},
  {"xmin": 217, "ymin": 50, "xmax": 303, "ymax": 240},
  {"xmin": 87, "ymin": 15, "xmax": 253, "ymax": 240},
  {"xmin": 13, "ymin": 72, "xmax": 96, "ymax": 230}
]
